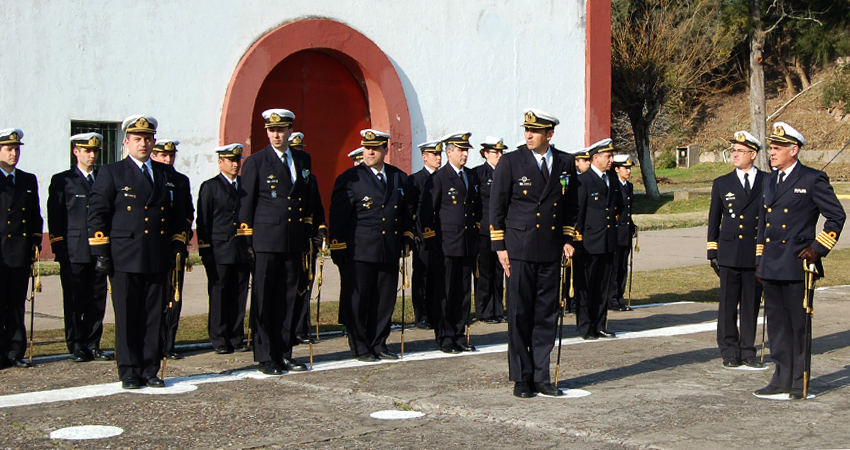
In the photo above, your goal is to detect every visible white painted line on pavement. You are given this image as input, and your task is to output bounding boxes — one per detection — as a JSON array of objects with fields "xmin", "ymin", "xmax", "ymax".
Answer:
[{"xmin": 369, "ymin": 410, "xmax": 426, "ymax": 420}]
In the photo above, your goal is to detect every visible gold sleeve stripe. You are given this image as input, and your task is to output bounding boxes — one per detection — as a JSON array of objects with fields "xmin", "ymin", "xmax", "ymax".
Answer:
[
  {"xmin": 318, "ymin": 224, "xmax": 327, "ymax": 230},
  {"xmin": 491, "ymin": 228, "xmax": 505, "ymax": 241},
  {"xmin": 236, "ymin": 223, "xmax": 253, "ymax": 236},
  {"xmin": 33, "ymin": 233, "xmax": 42, "ymax": 237},
  {"xmin": 424, "ymin": 227, "xmax": 437, "ymax": 239},
  {"xmin": 573, "ymin": 231, "xmax": 583, "ymax": 242},
  {"xmin": 49, "ymin": 236, "xmax": 64, "ymax": 244},
  {"xmin": 403, "ymin": 231, "xmax": 414, "ymax": 239},
  {"xmin": 756, "ymin": 244, "xmax": 764, "ymax": 256},
  {"xmin": 562, "ymin": 226, "xmax": 575, "ymax": 236},
  {"xmin": 172, "ymin": 232, "xmax": 188, "ymax": 244},
  {"xmin": 476, "ymin": 222, "xmax": 481, "ymax": 228},
  {"xmin": 816, "ymin": 231, "xmax": 837, "ymax": 249},
  {"xmin": 304, "ymin": 217, "xmax": 313, "ymax": 224},
  {"xmin": 197, "ymin": 243, "xmax": 211, "ymax": 248},
  {"xmin": 707, "ymin": 242, "xmax": 718, "ymax": 250},
  {"xmin": 89, "ymin": 231, "xmax": 109, "ymax": 246},
  {"xmin": 329, "ymin": 239, "xmax": 347, "ymax": 251}
]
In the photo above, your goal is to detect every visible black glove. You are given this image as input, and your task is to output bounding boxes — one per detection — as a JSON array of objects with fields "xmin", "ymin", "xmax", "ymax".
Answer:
[
  {"xmin": 798, "ymin": 247, "xmax": 820, "ymax": 265},
  {"xmin": 95, "ymin": 255, "xmax": 113, "ymax": 276},
  {"xmin": 710, "ymin": 258, "xmax": 720, "ymax": 277},
  {"xmin": 312, "ymin": 227, "xmax": 327, "ymax": 249}
]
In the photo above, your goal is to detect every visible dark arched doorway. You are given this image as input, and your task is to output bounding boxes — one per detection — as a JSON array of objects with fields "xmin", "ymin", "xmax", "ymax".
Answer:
[{"xmin": 252, "ymin": 50, "xmax": 371, "ymax": 215}]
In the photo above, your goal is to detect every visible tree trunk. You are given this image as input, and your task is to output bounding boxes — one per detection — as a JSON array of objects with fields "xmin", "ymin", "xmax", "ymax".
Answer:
[
  {"xmin": 630, "ymin": 112, "xmax": 661, "ymax": 200},
  {"xmin": 793, "ymin": 57, "xmax": 811, "ymax": 89},
  {"xmin": 749, "ymin": 0, "xmax": 769, "ymax": 171}
]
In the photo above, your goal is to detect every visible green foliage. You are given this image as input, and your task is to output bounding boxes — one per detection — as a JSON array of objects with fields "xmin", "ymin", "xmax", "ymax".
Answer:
[
  {"xmin": 822, "ymin": 64, "xmax": 850, "ymax": 114},
  {"xmin": 654, "ymin": 150, "xmax": 677, "ymax": 170}
]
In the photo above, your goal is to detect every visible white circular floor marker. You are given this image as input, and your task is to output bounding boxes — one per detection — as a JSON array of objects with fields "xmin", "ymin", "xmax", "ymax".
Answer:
[
  {"xmin": 370, "ymin": 410, "xmax": 425, "ymax": 420},
  {"xmin": 50, "ymin": 425, "xmax": 123, "ymax": 440},
  {"xmin": 538, "ymin": 388, "xmax": 592, "ymax": 399},
  {"xmin": 727, "ymin": 365, "xmax": 770, "ymax": 371},
  {"xmin": 753, "ymin": 392, "xmax": 815, "ymax": 401},
  {"xmin": 128, "ymin": 381, "xmax": 198, "ymax": 395}
]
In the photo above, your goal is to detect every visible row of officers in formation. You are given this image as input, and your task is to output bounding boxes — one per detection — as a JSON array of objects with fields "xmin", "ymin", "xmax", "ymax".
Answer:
[{"xmin": 0, "ymin": 110, "xmax": 842, "ymax": 400}]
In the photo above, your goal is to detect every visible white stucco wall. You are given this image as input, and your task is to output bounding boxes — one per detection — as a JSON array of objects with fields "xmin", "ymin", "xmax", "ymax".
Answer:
[{"xmin": 0, "ymin": 0, "xmax": 587, "ymax": 216}]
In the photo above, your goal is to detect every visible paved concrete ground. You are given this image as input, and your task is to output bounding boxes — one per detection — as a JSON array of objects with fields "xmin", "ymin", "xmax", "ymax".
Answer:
[{"xmin": 2, "ymin": 287, "xmax": 850, "ymax": 449}]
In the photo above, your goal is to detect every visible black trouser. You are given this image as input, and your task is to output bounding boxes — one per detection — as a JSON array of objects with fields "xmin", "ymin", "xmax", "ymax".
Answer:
[
  {"xmin": 432, "ymin": 253, "xmax": 473, "ymax": 348},
  {"xmin": 161, "ymin": 266, "xmax": 185, "ymax": 354},
  {"xmin": 251, "ymin": 252, "xmax": 302, "ymax": 363},
  {"xmin": 203, "ymin": 259, "xmax": 250, "ymax": 349},
  {"xmin": 507, "ymin": 259, "xmax": 559, "ymax": 383},
  {"xmin": 411, "ymin": 244, "xmax": 433, "ymax": 325},
  {"xmin": 717, "ymin": 266, "xmax": 762, "ymax": 360},
  {"xmin": 343, "ymin": 261, "xmax": 398, "ymax": 357},
  {"xmin": 475, "ymin": 235, "xmax": 504, "ymax": 321},
  {"xmin": 763, "ymin": 279, "xmax": 806, "ymax": 390},
  {"xmin": 111, "ymin": 271, "xmax": 167, "ymax": 381},
  {"xmin": 59, "ymin": 260, "xmax": 108, "ymax": 354},
  {"xmin": 294, "ymin": 251, "xmax": 319, "ymax": 339},
  {"xmin": 0, "ymin": 265, "xmax": 29, "ymax": 362},
  {"xmin": 609, "ymin": 244, "xmax": 631, "ymax": 308},
  {"xmin": 577, "ymin": 252, "xmax": 614, "ymax": 336}
]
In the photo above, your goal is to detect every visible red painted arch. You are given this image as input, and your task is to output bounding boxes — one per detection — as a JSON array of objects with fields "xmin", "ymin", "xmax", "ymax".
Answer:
[
  {"xmin": 585, "ymin": 0, "xmax": 612, "ymax": 145},
  {"xmin": 220, "ymin": 18, "xmax": 412, "ymax": 173}
]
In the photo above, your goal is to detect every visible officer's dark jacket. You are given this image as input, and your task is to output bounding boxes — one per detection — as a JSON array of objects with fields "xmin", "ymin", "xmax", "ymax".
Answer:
[
  {"xmin": 165, "ymin": 166, "xmax": 195, "ymax": 241},
  {"xmin": 757, "ymin": 163, "xmax": 846, "ymax": 281},
  {"xmin": 0, "ymin": 169, "xmax": 42, "ymax": 268},
  {"xmin": 707, "ymin": 169, "xmax": 764, "ymax": 268},
  {"xmin": 87, "ymin": 157, "xmax": 185, "ymax": 273},
  {"xmin": 575, "ymin": 168, "xmax": 621, "ymax": 255},
  {"xmin": 237, "ymin": 145, "xmax": 313, "ymax": 253},
  {"xmin": 196, "ymin": 174, "xmax": 247, "ymax": 265},
  {"xmin": 474, "ymin": 162, "xmax": 496, "ymax": 236},
  {"xmin": 48, "ymin": 168, "xmax": 96, "ymax": 263},
  {"xmin": 489, "ymin": 146, "xmax": 578, "ymax": 263},
  {"xmin": 405, "ymin": 168, "xmax": 433, "ymax": 243},
  {"xmin": 420, "ymin": 164, "xmax": 481, "ymax": 257},
  {"xmin": 328, "ymin": 163, "xmax": 413, "ymax": 264},
  {"xmin": 616, "ymin": 178, "xmax": 636, "ymax": 247}
]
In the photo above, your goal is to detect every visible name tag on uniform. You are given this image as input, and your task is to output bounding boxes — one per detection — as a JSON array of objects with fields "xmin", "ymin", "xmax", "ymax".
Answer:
[
  {"xmin": 518, "ymin": 176, "xmax": 531, "ymax": 186},
  {"xmin": 124, "ymin": 193, "xmax": 136, "ymax": 198},
  {"xmin": 725, "ymin": 192, "xmax": 735, "ymax": 200},
  {"xmin": 794, "ymin": 188, "xmax": 807, "ymax": 194},
  {"xmin": 591, "ymin": 192, "xmax": 600, "ymax": 200},
  {"xmin": 75, "ymin": 194, "xmax": 86, "ymax": 198}
]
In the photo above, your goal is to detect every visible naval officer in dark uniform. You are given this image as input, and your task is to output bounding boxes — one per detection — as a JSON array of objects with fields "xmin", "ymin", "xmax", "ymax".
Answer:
[
  {"xmin": 564, "ymin": 146, "xmax": 591, "ymax": 315},
  {"xmin": 575, "ymin": 139, "xmax": 621, "ymax": 341},
  {"xmin": 707, "ymin": 131, "xmax": 765, "ymax": 369},
  {"xmin": 406, "ymin": 139, "xmax": 443, "ymax": 330},
  {"xmin": 87, "ymin": 115, "xmax": 187, "ymax": 389},
  {"xmin": 420, "ymin": 132, "xmax": 481, "ymax": 353},
  {"xmin": 238, "ymin": 108, "xmax": 312, "ymax": 375},
  {"xmin": 48, "ymin": 133, "xmax": 111, "ymax": 362},
  {"xmin": 754, "ymin": 122, "xmax": 845, "ymax": 399},
  {"xmin": 490, "ymin": 109, "xmax": 578, "ymax": 398},
  {"xmin": 329, "ymin": 129, "xmax": 414, "ymax": 362},
  {"xmin": 474, "ymin": 136, "xmax": 506, "ymax": 324},
  {"xmin": 197, "ymin": 144, "xmax": 250, "ymax": 354},
  {"xmin": 0, "ymin": 128, "xmax": 43, "ymax": 369},
  {"xmin": 151, "ymin": 139, "xmax": 194, "ymax": 360},
  {"xmin": 609, "ymin": 154, "xmax": 636, "ymax": 312}
]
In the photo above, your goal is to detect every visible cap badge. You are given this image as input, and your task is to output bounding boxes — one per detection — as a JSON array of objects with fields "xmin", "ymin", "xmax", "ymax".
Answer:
[
  {"xmin": 462, "ymin": 133, "xmax": 470, "ymax": 141},
  {"xmin": 525, "ymin": 111, "xmax": 536, "ymax": 123},
  {"xmin": 365, "ymin": 131, "xmax": 376, "ymax": 140},
  {"xmin": 89, "ymin": 137, "xmax": 100, "ymax": 146},
  {"xmin": 164, "ymin": 142, "xmax": 174, "ymax": 151},
  {"xmin": 10, "ymin": 132, "xmax": 19, "ymax": 141},
  {"xmin": 135, "ymin": 118, "xmax": 149, "ymax": 129},
  {"xmin": 233, "ymin": 147, "xmax": 242, "ymax": 155},
  {"xmin": 269, "ymin": 113, "xmax": 282, "ymax": 123},
  {"xmin": 436, "ymin": 142, "xmax": 443, "ymax": 152},
  {"xmin": 774, "ymin": 125, "xmax": 785, "ymax": 136},
  {"xmin": 302, "ymin": 169, "xmax": 310, "ymax": 178},
  {"xmin": 735, "ymin": 132, "xmax": 746, "ymax": 142}
]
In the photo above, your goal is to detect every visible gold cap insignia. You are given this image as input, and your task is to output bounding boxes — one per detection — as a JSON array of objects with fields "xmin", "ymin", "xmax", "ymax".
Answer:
[
  {"xmin": 269, "ymin": 113, "xmax": 282, "ymax": 123},
  {"xmin": 735, "ymin": 132, "xmax": 746, "ymax": 142},
  {"xmin": 233, "ymin": 147, "xmax": 242, "ymax": 156},
  {"xmin": 774, "ymin": 125, "xmax": 785, "ymax": 136},
  {"xmin": 462, "ymin": 133, "xmax": 470, "ymax": 141},
  {"xmin": 365, "ymin": 131, "xmax": 376, "ymax": 140},
  {"xmin": 436, "ymin": 142, "xmax": 443, "ymax": 152},
  {"xmin": 10, "ymin": 132, "xmax": 19, "ymax": 141},
  {"xmin": 164, "ymin": 142, "xmax": 175, "ymax": 151},
  {"xmin": 494, "ymin": 142, "xmax": 507, "ymax": 150},
  {"xmin": 136, "ymin": 118, "xmax": 149, "ymax": 129},
  {"xmin": 525, "ymin": 111, "xmax": 536, "ymax": 123},
  {"xmin": 291, "ymin": 136, "xmax": 303, "ymax": 146},
  {"xmin": 89, "ymin": 137, "xmax": 100, "ymax": 147}
]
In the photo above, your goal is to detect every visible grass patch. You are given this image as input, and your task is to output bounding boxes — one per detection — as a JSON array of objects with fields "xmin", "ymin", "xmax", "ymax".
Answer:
[
  {"xmin": 632, "ymin": 162, "xmax": 730, "ymax": 191},
  {"xmin": 633, "ymin": 212, "xmax": 708, "ymax": 231},
  {"xmin": 633, "ymin": 193, "xmax": 711, "ymax": 215}
]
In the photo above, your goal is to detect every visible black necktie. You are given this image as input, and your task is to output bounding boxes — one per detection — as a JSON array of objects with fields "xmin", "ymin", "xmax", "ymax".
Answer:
[
  {"xmin": 141, "ymin": 164, "xmax": 153, "ymax": 185},
  {"xmin": 744, "ymin": 173, "xmax": 751, "ymax": 196},
  {"xmin": 377, "ymin": 172, "xmax": 386, "ymax": 187},
  {"xmin": 777, "ymin": 171, "xmax": 786, "ymax": 189},
  {"xmin": 6, "ymin": 173, "xmax": 13, "ymax": 186},
  {"xmin": 86, "ymin": 174, "xmax": 94, "ymax": 187},
  {"xmin": 540, "ymin": 158, "xmax": 549, "ymax": 184},
  {"xmin": 232, "ymin": 180, "xmax": 238, "ymax": 191}
]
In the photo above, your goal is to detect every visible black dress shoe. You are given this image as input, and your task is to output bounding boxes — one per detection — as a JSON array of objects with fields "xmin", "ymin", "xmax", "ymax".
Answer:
[
  {"xmin": 281, "ymin": 358, "xmax": 308, "ymax": 372},
  {"xmin": 722, "ymin": 356, "xmax": 742, "ymax": 367},
  {"xmin": 416, "ymin": 320, "xmax": 433, "ymax": 330},
  {"xmin": 613, "ymin": 304, "xmax": 633, "ymax": 311},
  {"xmin": 499, "ymin": 316, "xmax": 508, "ymax": 323},
  {"xmin": 122, "ymin": 378, "xmax": 141, "ymax": 390},
  {"xmin": 377, "ymin": 351, "xmax": 399, "ymax": 360},
  {"xmin": 513, "ymin": 382, "xmax": 534, "ymax": 398},
  {"xmin": 259, "ymin": 361, "xmax": 284, "ymax": 375},
  {"xmin": 165, "ymin": 352, "xmax": 183, "ymax": 360},
  {"xmin": 597, "ymin": 330, "xmax": 616, "ymax": 338},
  {"xmin": 789, "ymin": 388, "xmax": 805, "ymax": 400},
  {"xmin": 482, "ymin": 318, "xmax": 500, "ymax": 324},
  {"xmin": 145, "ymin": 376, "xmax": 165, "ymax": 388},
  {"xmin": 90, "ymin": 349, "xmax": 113, "ymax": 361},
  {"xmin": 440, "ymin": 345, "xmax": 460, "ymax": 354},
  {"xmin": 13, "ymin": 359, "xmax": 32, "ymax": 368},
  {"xmin": 233, "ymin": 344, "xmax": 250, "ymax": 352},
  {"xmin": 356, "ymin": 354, "xmax": 379, "ymax": 362},
  {"xmin": 742, "ymin": 356, "xmax": 764, "ymax": 368},
  {"xmin": 72, "ymin": 349, "xmax": 90, "ymax": 362},
  {"xmin": 214, "ymin": 346, "xmax": 232, "ymax": 355},
  {"xmin": 458, "ymin": 343, "xmax": 476, "ymax": 352},
  {"xmin": 533, "ymin": 382, "xmax": 564, "ymax": 397},
  {"xmin": 754, "ymin": 384, "xmax": 790, "ymax": 396},
  {"xmin": 582, "ymin": 334, "xmax": 598, "ymax": 341},
  {"xmin": 296, "ymin": 335, "xmax": 317, "ymax": 344}
]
